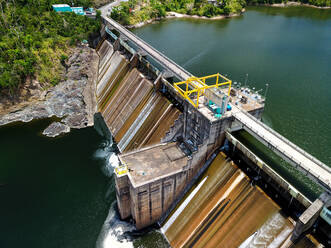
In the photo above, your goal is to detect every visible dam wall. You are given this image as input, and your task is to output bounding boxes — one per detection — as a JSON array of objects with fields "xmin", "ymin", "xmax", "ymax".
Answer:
[
  {"xmin": 96, "ymin": 40, "xmax": 180, "ymax": 153},
  {"xmin": 116, "ymin": 142, "xmax": 211, "ymax": 229},
  {"xmin": 95, "ymin": 27, "xmax": 330, "ymax": 241},
  {"xmin": 96, "ymin": 38, "xmax": 217, "ymax": 229},
  {"xmin": 95, "ymin": 35, "xmax": 257, "ymax": 229},
  {"xmin": 225, "ymin": 131, "xmax": 312, "ymax": 209},
  {"xmin": 97, "ymin": 17, "xmax": 331, "ymax": 246},
  {"xmin": 226, "ymin": 132, "xmax": 331, "ymax": 243},
  {"xmin": 162, "ymin": 153, "xmax": 296, "ymax": 248},
  {"xmin": 95, "ymin": 33, "xmax": 269, "ymax": 230}
]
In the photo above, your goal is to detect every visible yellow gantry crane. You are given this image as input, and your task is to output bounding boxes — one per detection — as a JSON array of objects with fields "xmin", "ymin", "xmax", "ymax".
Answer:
[{"xmin": 173, "ymin": 73, "xmax": 232, "ymax": 108}]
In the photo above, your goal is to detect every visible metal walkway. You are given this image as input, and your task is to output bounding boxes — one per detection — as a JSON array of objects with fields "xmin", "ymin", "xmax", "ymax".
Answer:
[
  {"xmin": 102, "ymin": 16, "xmax": 192, "ymax": 80},
  {"xmin": 232, "ymin": 107, "xmax": 331, "ymax": 191}
]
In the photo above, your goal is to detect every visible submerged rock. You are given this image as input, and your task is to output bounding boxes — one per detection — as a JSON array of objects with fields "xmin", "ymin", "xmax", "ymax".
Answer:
[{"xmin": 0, "ymin": 45, "xmax": 98, "ymax": 137}]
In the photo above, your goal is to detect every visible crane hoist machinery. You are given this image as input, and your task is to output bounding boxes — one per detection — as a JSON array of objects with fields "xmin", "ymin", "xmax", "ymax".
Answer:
[{"xmin": 174, "ymin": 73, "xmax": 232, "ymax": 117}]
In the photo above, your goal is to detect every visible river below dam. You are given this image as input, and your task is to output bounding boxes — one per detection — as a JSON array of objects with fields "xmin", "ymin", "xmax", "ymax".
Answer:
[{"xmin": 0, "ymin": 5, "xmax": 330, "ymax": 248}]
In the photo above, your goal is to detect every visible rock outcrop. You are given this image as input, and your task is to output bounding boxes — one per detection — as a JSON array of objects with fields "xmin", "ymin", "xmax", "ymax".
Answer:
[{"xmin": 0, "ymin": 45, "xmax": 99, "ymax": 137}]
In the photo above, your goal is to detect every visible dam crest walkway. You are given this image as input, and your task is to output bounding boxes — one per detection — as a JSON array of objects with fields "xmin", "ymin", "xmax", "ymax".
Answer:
[{"xmin": 232, "ymin": 107, "xmax": 331, "ymax": 191}]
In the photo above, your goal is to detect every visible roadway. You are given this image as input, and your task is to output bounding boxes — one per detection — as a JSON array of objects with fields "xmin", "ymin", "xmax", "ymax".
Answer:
[
  {"xmin": 232, "ymin": 107, "xmax": 331, "ymax": 191},
  {"xmin": 99, "ymin": 0, "xmax": 123, "ymax": 17},
  {"xmin": 101, "ymin": 15, "xmax": 192, "ymax": 80}
]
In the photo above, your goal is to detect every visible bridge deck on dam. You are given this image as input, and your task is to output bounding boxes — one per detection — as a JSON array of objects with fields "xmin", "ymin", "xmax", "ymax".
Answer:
[
  {"xmin": 232, "ymin": 107, "xmax": 331, "ymax": 191},
  {"xmin": 103, "ymin": 16, "xmax": 191, "ymax": 80}
]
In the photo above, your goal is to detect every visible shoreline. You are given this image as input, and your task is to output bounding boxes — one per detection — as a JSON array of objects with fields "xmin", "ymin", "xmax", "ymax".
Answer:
[
  {"xmin": 126, "ymin": 10, "xmax": 245, "ymax": 28},
  {"xmin": 254, "ymin": 1, "xmax": 330, "ymax": 9},
  {"xmin": 0, "ymin": 45, "xmax": 98, "ymax": 137},
  {"xmin": 125, "ymin": 2, "xmax": 330, "ymax": 28}
]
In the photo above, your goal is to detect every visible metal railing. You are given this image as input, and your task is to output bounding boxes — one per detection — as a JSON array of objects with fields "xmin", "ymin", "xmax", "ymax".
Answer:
[
  {"xmin": 225, "ymin": 131, "xmax": 312, "ymax": 207},
  {"xmin": 102, "ymin": 16, "xmax": 192, "ymax": 80},
  {"xmin": 234, "ymin": 110, "xmax": 330, "ymax": 173},
  {"xmin": 105, "ymin": 26, "xmax": 162, "ymax": 77}
]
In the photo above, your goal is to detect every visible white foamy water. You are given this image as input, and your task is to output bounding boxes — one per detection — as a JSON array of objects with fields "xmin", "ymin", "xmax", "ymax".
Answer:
[
  {"xmin": 108, "ymin": 152, "xmax": 119, "ymax": 167},
  {"xmin": 94, "ymin": 139, "xmax": 120, "ymax": 177},
  {"xmin": 243, "ymin": 212, "xmax": 293, "ymax": 248},
  {"xmin": 239, "ymin": 232, "xmax": 257, "ymax": 248},
  {"xmin": 96, "ymin": 202, "xmax": 135, "ymax": 248}
]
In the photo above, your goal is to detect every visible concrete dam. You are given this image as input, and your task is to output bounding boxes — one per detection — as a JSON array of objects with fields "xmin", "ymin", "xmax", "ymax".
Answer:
[{"xmin": 94, "ymin": 17, "xmax": 331, "ymax": 247}]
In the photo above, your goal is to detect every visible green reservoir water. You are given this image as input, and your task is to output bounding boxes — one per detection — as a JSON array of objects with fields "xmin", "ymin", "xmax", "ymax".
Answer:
[
  {"xmin": 1, "ymin": 6, "xmax": 330, "ymax": 248},
  {"xmin": 0, "ymin": 120, "xmax": 111, "ymax": 248},
  {"xmin": 132, "ymin": 6, "xmax": 331, "ymax": 167}
]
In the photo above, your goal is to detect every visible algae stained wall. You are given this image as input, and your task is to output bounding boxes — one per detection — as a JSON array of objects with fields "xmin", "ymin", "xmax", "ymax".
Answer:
[
  {"xmin": 162, "ymin": 153, "xmax": 296, "ymax": 248},
  {"xmin": 96, "ymin": 40, "xmax": 180, "ymax": 152}
]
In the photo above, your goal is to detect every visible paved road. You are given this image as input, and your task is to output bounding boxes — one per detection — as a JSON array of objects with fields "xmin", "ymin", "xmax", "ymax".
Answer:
[
  {"xmin": 99, "ymin": 0, "xmax": 122, "ymax": 17},
  {"xmin": 101, "ymin": 11, "xmax": 192, "ymax": 80},
  {"xmin": 233, "ymin": 108, "xmax": 331, "ymax": 191}
]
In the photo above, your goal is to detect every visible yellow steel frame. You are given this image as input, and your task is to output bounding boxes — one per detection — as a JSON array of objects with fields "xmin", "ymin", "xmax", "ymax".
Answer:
[
  {"xmin": 115, "ymin": 164, "xmax": 128, "ymax": 176},
  {"xmin": 174, "ymin": 73, "xmax": 232, "ymax": 108}
]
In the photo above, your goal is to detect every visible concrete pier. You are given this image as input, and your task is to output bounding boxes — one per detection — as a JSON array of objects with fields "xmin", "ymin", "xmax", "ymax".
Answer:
[
  {"xmin": 116, "ymin": 143, "xmax": 196, "ymax": 229},
  {"xmin": 292, "ymin": 192, "xmax": 331, "ymax": 242}
]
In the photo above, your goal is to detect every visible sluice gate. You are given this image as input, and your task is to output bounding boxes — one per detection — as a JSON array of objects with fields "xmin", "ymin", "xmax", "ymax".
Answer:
[{"xmin": 95, "ymin": 16, "xmax": 331, "ymax": 247}]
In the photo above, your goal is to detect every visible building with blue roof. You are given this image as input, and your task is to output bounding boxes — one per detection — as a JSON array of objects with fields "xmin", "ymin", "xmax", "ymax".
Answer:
[
  {"xmin": 71, "ymin": 7, "xmax": 85, "ymax": 15},
  {"xmin": 52, "ymin": 4, "xmax": 96, "ymax": 18},
  {"xmin": 52, "ymin": 4, "xmax": 72, "ymax": 13}
]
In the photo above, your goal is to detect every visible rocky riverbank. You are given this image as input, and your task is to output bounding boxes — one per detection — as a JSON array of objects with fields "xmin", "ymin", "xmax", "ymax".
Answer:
[{"xmin": 0, "ymin": 45, "xmax": 99, "ymax": 137}]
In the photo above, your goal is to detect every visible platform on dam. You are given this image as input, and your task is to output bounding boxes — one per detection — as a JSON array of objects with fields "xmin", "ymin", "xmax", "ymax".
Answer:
[
  {"xmin": 227, "ymin": 87, "xmax": 264, "ymax": 112},
  {"xmin": 119, "ymin": 143, "xmax": 188, "ymax": 187}
]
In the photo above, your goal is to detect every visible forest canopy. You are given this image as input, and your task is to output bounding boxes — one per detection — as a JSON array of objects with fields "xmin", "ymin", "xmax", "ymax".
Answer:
[{"xmin": 0, "ymin": 0, "xmax": 101, "ymax": 92}]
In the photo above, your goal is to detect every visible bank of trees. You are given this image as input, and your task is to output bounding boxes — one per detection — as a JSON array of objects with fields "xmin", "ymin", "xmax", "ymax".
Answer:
[
  {"xmin": 111, "ymin": 0, "xmax": 330, "ymax": 26},
  {"xmin": 0, "ymin": 0, "xmax": 101, "ymax": 92},
  {"xmin": 111, "ymin": 0, "xmax": 245, "ymax": 25}
]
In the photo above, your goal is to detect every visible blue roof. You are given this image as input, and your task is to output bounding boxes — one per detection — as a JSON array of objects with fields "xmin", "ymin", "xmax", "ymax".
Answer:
[
  {"xmin": 52, "ymin": 4, "xmax": 72, "ymax": 12},
  {"xmin": 72, "ymin": 7, "xmax": 85, "ymax": 15}
]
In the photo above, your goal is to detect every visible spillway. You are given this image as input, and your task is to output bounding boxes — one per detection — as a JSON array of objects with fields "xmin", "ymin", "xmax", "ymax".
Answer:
[
  {"xmin": 162, "ymin": 153, "xmax": 298, "ymax": 248},
  {"xmin": 96, "ymin": 41, "xmax": 180, "ymax": 152}
]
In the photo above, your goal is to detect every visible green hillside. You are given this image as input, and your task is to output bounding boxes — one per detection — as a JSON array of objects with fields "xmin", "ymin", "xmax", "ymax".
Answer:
[{"xmin": 0, "ymin": 0, "xmax": 101, "ymax": 92}]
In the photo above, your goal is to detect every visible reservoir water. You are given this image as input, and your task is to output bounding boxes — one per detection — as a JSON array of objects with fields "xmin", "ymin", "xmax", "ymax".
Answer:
[{"xmin": 1, "ymin": 6, "xmax": 330, "ymax": 248}]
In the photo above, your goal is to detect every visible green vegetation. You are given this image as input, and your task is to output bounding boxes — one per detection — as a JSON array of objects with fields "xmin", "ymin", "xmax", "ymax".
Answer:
[
  {"xmin": 111, "ymin": 0, "xmax": 330, "ymax": 26},
  {"xmin": 0, "ymin": 0, "xmax": 101, "ymax": 92},
  {"xmin": 111, "ymin": 0, "xmax": 246, "ymax": 26}
]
